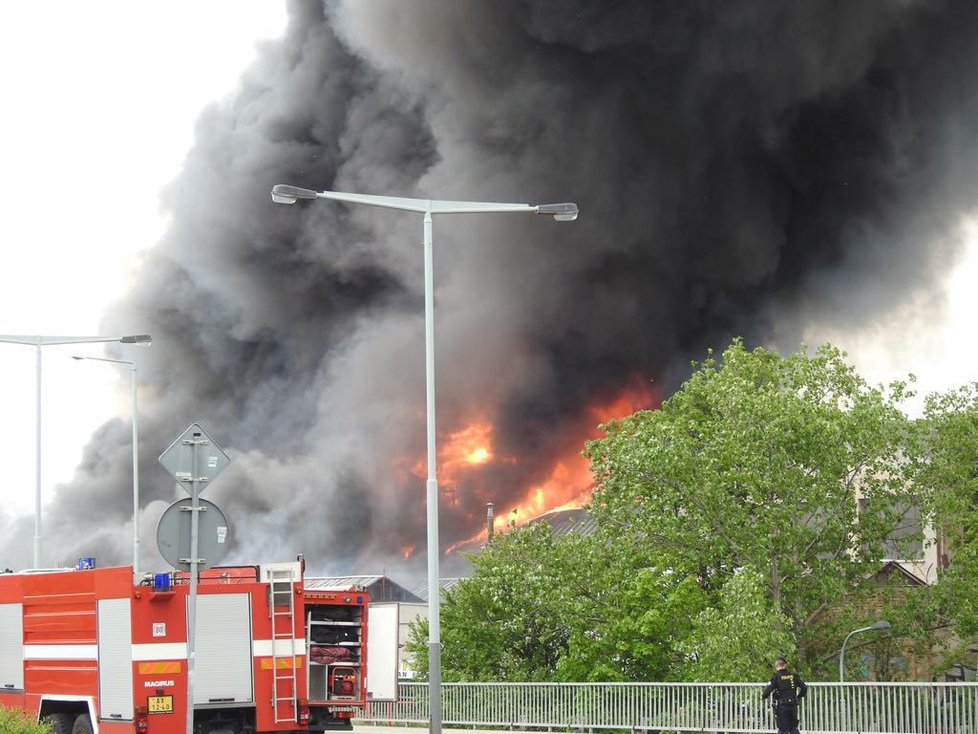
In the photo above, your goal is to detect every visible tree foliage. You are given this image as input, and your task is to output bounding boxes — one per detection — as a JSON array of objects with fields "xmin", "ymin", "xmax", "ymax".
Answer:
[
  {"xmin": 554, "ymin": 554, "xmax": 707, "ymax": 682},
  {"xmin": 584, "ymin": 340, "xmax": 923, "ymax": 673},
  {"xmin": 407, "ymin": 521, "xmax": 706, "ymax": 681},
  {"xmin": 408, "ymin": 523, "xmax": 577, "ymax": 681},
  {"xmin": 918, "ymin": 383, "xmax": 978, "ymax": 636},
  {"xmin": 421, "ymin": 339, "xmax": 978, "ymax": 682},
  {"xmin": 678, "ymin": 566, "xmax": 796, "ymax": 681}
]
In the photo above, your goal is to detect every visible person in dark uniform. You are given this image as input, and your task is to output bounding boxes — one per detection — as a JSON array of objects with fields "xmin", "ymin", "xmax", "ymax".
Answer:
[{"xmin": 762, "ymin": 656, "xmax": 808, "ymax": 734}]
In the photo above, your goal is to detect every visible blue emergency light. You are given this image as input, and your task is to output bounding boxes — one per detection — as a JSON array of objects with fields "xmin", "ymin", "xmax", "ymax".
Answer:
[
  {"xmin": 153, "ymin": 573, "xmax": 172, "ymax": 592},
  {"xmin": 78, "ymin": 557, "xmax": 96, "ymax": 570}
]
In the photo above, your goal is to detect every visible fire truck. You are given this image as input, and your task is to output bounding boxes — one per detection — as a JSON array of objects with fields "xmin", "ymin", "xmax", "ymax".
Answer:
[{"xmin": 0, "ymin": 560, "xmax": 369, "ymax": 733}]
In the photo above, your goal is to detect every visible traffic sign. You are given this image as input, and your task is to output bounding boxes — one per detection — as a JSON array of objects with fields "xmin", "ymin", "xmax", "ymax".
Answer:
[
  {"xmin": 156, "ymin": 422, "xmax": 232, "ymax": 729},
  {"xmin": 156, "ymin": 497, "xmax": 230, "ymax": 571},
  {"xmin": 159, "ymin": 423, "xmax": 230, "ymax": 492}
]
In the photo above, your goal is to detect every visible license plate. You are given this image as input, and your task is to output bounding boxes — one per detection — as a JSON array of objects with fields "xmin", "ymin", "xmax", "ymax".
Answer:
[{"xmin": 148, "ymin": 695, "xmax": 173, "ymax": 713}]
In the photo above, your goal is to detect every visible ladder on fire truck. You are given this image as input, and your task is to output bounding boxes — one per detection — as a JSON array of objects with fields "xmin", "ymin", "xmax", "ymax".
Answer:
[{"xmin": 269, "ymin": 567, "xmax": 299, "ymax": 724}]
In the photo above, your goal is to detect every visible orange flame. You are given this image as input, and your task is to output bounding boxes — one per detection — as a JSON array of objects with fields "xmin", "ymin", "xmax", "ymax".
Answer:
[
  {"xmin": 442, "ymin": 382, "xmax": 658, "ymax": 553},
  {"xmin": 410, "ymin": 420, "xmax": 500, "ymax": 484},
  {"xmin": 441, "ymin": 421, "xmax": 495, "ymax": 475},
  {"xmin": 502, "ymin": 451, "xmax": 594, "ymax": 526},
  {"xmin": 587, "ymin": 387, "xmax": 652, "ymax": 425}
]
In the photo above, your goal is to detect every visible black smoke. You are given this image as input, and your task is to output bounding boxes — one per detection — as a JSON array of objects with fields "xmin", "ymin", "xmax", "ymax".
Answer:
[{"xmin": 12, "ymin": 0, "xmax": 978, "ymax": 581}]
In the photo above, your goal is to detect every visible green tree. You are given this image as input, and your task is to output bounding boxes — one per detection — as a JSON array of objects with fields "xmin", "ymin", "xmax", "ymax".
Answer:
[
  {"xmin": 407, "ymin": 523, "xmax": 577, "ymax": 681},
  {"xmin": 410, "ymin": 339, "xmax": 969, "ymax": 682},
  {"xmin": 554, "ymin": 553, "xmax": 707, "ymax": 682},
  {"xmin": 678, "ymin": 566, "xmax": 795, "ymax": 681},
  {"xmin": 406, "ymin": 521, "xmax": 707, "ymax": 681},
  {"xmin": 919, "ymin": 384, "xmax": 978, "ymax": 637},
  {"xmin": 584, "ymin": 339, "xmax": 924, "ymax": 676}
]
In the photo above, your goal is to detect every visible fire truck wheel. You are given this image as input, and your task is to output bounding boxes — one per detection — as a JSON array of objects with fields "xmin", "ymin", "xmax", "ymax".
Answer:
[
  {"xmin": 70, "ymin": 713, "xmax": 94, "ymax": 734},
  {"xmin": 42, "ymin": 713, "xmax": 73, "ymax": 734}
]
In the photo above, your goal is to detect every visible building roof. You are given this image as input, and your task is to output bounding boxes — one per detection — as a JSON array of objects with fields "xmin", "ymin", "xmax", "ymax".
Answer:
[
  {"xmin": 531, "ymin": 507, "xmax": 599, "ymax": 537},
  {"xmin": 876, "ymin": 560, "xmax": 929, "ymax": 587},
  {"xmin": 411, "ymin": 577, "xmax": 464, "ymax": 602},
  {"xmin": 305, "ymin": 575, "xmax": 423, "ymax": 603}
]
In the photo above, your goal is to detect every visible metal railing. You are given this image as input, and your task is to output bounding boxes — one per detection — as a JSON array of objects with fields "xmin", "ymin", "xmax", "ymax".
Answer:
[{"xmin": 361, "ymin": 681, "xmax": 978, "ymax": 733}]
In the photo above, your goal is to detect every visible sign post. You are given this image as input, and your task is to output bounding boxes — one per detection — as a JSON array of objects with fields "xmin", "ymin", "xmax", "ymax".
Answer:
[{"xmin": 159, "ymin": 423, "xmax": 230, "ymax": 734}]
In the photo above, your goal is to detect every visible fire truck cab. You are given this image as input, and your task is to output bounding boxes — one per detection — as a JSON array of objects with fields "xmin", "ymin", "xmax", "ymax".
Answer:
[{"xmin": 0, "ymin": 561, "xmax": 368, "ymax": 734}]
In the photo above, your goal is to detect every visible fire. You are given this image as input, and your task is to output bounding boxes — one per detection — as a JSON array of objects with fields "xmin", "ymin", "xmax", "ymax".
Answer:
[
  {"xmin": 396, "ymin": 382, "xmax": 658, "ymax": 557},
  {"xmin": 504, "ymin": 451, "xmax": 594, "ymax": 524},
  {"xmin": 446, "ymin": 421, "xmax": 494, "ymax": 470},
  {"xmin": 587, "ymin": 387, "xmax": 652, "ymax": 425},
  {"xmin": 401, "ymin": 544, "xmax": 416, "ymax": 560},
  {"xmin": 468, "ymin": 447, "xmax": 491, "ymax": 464},
  {"xmin": 410, "ymin": 420, "xmax": 498, "ymax": 483},
  {"xmin": 441, "ymin": 382, "xmax": 658, "ymax": 553}
]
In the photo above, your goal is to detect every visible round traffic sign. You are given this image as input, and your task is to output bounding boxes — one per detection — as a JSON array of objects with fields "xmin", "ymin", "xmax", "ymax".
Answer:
[{"xmin": 156, "ymin": 497, "xmax": 231, "ymax": 571}]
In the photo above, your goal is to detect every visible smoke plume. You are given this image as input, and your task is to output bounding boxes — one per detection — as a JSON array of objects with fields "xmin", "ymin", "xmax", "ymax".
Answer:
[{"xmin": 11, "ymin": 0, "xmax": 978, "ymax": 581}]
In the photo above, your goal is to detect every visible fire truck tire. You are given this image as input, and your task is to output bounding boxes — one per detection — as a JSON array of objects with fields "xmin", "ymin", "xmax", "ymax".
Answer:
[
  {"xmin": 43, "ymin": 713, "xmax": 74, "ymax": 734},
  {"xmin": 71, "ymin": 713, "xmax": 94, "ymax": 734}
]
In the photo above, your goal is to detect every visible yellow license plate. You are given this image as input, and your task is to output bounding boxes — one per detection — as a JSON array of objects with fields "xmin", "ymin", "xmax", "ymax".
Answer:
[{"xmin": 148, "ymin": 695, "xmax": 173, "ymax": 713}]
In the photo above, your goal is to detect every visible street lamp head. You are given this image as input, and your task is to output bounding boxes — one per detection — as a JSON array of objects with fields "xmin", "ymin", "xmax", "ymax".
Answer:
[
  {"xmin": 536, "ymin": 202, "xmax": 579, "ymax": 222},
  {"xmin": 121, "ymin": 334, "xmax": 152, "ymax": 346},
  {"xmin": 871, "ymin": 620, "xmax": 891, "ymax": 631},
  {"xmin": 271, "ymin": 184, "xmax": 320, "ymax": 205}
]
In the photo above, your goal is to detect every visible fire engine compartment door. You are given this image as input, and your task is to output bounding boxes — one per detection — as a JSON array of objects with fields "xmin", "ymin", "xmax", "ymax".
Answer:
[
  {"xmin": 0, "ymin": 603, "xmax": 24, "ymax": 690},
  {"xmin": 98, "ymin": 597, "xmax": 134, "ymax": 720},
  {"xmin": 365, "ymin": 603, "xmax": 398, "ymax": 701},
  {"xmin": 191, "ymin": 592, "xmax": 253, "ymax": 705}
]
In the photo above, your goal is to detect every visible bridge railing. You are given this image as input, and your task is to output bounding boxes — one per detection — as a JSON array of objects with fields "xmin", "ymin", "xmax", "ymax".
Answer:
[{"xmin": 360, "ymin": 681, "xmax": 978, "ymax": 733}]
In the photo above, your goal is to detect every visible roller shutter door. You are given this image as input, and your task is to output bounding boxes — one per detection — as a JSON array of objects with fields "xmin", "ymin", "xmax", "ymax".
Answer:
[
  {"xmin": 192, "ymin": 593, "xmax": 253, "ymax": 704},
  {"xmin": 98, "ymin": 597, "xmax": 133, "ymax": 720},
  {"xmin": 0, "ymin": 603, "xmax": 23, "ymax": 690}
]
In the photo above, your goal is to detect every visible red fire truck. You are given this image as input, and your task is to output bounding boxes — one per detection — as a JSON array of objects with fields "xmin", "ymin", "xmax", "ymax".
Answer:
[{"xmin": 0, "ymin": 560, "xmax": 369, "ymax": 733}]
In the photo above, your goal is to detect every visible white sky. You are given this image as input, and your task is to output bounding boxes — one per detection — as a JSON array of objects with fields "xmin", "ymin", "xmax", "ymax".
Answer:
[
  {"xmin": 0, "ymin": 2, "xmax": 976, "ymax": 526},
  {"xmin": 803, "ymin": 216, "xmax": 978, "ymax": 415},
  {"xmin": 0, "ymin": 2, "xmax": 287, "ymax": 516}
]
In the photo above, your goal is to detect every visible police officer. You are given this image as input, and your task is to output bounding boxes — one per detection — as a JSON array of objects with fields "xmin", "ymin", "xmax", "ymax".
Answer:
[{"xmin": 762, "ymin": 656, "xmax": 808, "ymax": 734}]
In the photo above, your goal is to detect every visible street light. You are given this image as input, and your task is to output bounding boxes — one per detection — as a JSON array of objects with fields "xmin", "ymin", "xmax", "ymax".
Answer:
[
  {"xmin": 72, "ymin": 355, "xmax": 142, "ymax": 577},
  {"xmin": 840, "ymin": 619, "xmax": 891, "ymax": 681},
  {"xmin": 0, "ymin": 334, "xmax": 151, "ymax": 568},
  {"xmin": 272, "ymin": 183, "xmax": 577, "ymax": 734}
]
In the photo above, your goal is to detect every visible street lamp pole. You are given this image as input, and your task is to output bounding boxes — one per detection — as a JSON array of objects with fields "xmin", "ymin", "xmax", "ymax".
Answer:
[
  {"xmin": 840, "ymin": 619, "xmax": 891, "ymax": 681},
  {"xmin": 271, "ymin": 184, "xmax": 577, "ymax": 734},
  {"xmin": 72, "ymin": 355, "xmax": 141, "ymax": 577},
  {"xmin": 0, "ymin": 334, "xmax": 151, "ymax": 568}
]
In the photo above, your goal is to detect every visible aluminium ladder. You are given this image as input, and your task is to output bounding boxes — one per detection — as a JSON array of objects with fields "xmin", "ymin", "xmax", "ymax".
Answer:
[{"xmin": 268, "ymin": 567, "xmax": 298, "ymax": 723}]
